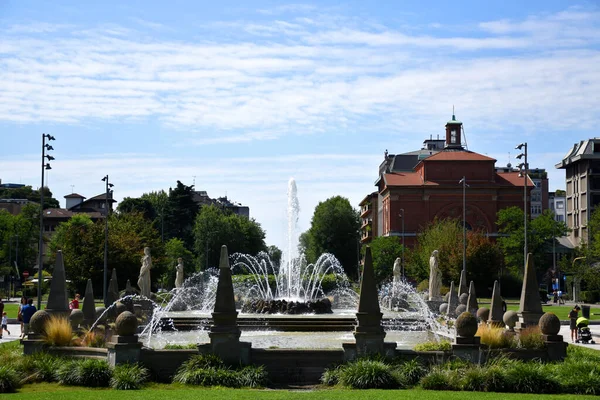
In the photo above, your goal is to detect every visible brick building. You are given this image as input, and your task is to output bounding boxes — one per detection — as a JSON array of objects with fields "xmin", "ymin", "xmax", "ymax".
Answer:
[{"xmin": 366, "ymin": 115, "xmax": 533, "ymax": 247}]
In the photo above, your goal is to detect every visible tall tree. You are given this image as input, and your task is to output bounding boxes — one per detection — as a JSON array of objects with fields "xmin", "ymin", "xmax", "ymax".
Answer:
[
  {"xmin": 117, "ymin": 197, "xmax": 156, "ymax": 221},
  {"xmin": 364, "ymin": 236, "xmax": 405, "ymax": 284},
  {"xmin": 497, "ymin": 207, "xmax": 569, "ymax": 274},
  {"xmin": 0, "ymin": 204, "xmax": 40, "ymax": 275},
  {"xmin": 165, "ymin": 181, "xmax": 198, "ymax": 248},
  {"xmin": 0, "ymin": 185, "xmax": 59, "ymax": 209},
  {"xmin": 302, "ymin": 196, "xmax": 360, "ymax": 280},
  {"xmin": 141, "ymin": 190, "xmax": 168, "ymax": 241},
  {"xmin": 193, "ymin": 205, "xmax": 267, "ymax": 270}
]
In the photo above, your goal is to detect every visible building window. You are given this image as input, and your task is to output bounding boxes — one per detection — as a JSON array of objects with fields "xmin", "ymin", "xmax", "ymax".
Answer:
[
  {"xmin": 557, "ymin": 215, "xmax": 564, "ymax": 222},
  {"xmin": 556, "ymin": 201, "xmax": 564, "ymax": 209}
]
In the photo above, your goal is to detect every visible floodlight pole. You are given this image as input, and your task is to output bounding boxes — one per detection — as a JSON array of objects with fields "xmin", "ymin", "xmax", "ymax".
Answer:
[{"xmin": 37, "ymin": 133, "xmax": 55, "ymax": 310}]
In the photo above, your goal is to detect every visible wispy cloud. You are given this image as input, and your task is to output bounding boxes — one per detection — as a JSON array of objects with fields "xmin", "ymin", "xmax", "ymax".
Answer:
[{"xmin": 0, "ymin": 7, "xmax": 598, "ymax": 145}]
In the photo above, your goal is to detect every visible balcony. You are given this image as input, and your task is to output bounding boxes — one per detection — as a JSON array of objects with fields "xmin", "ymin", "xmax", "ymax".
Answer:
[
  {"xmin": 361, "ymin": 218, "xmax": 373, "ymax": 229},
  {"xmin": 360, "ymin": 205, "xmax": 372, "ymax": 218},
  {"xmin": 360, "ymin": 230, "xmax": 373, "ymax": 242}
]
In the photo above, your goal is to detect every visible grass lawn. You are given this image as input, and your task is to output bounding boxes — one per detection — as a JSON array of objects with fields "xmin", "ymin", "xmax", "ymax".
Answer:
[
  {"xmin": 6, "ymin": 384, "xmax": 598, "ymax": 400},
  {"xmin": 504, "ymin": 304, "xmax": 600, "ymax": 321}
]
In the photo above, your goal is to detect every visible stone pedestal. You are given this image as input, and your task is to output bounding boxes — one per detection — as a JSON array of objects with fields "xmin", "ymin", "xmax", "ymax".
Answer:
[
  {"xmin": 543, "ymin": 335, "xmax": 567, "ymax": 361},
  {"xmin": 452, "ymin": 336, "xmax": 481, "ymax": 363},
  {"xmin": 516, "ymin": 311, "xmax": 543, "ymax": 331},
  {"xmin": 107, "ymin": 335, "xmax": 143, "ymax": 366},
  {"xmin": 198, "ymin": 338, "xmax": 252, "ymax": 366},
  {"xmin": 22, "ymin": 338, "xmax": 46, "ymax": 355}
]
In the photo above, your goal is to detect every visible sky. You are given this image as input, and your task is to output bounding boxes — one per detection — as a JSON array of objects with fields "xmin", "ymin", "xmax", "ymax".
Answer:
[{"xmin": 0, "ymin": 0, "xmax": 599, "ymax": 252}]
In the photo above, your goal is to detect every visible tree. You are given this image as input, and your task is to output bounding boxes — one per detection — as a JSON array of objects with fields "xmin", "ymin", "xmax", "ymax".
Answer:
[
  {"xmin": 162, "ymin": 238, "xmax": 195, "ymax": 288},
  {"xmin": 141, "ymin": 190, "xmax": 168, "ymax": 241},
  {"xmin": 0, "ymin": 185, "xmax": 59, "ymax": 209},
  {"xmin": 49, "ymin": 212, "xmax": 163, "ymax": 296},
  {"xmin": 365, "ymin": 236, "xmax": 405, "ymax": 284},
  {"xmin": 302, "ymin": 196, "xmax": 360, "ymax": 280},
  {"xmin": 165, "ymin": 181, "xmax": 199, "ymax": 248},
  {"xmin": 117, "ymin": 197, "xmax": 156, "ymax": 221},
  {"xmin": 267, "ymin": 245, "xmax": 282, "ymax": 269},
  {"xmin": 0, "ymin": 204, "xmax": 40, "ymax": 276},
  {"xmin": 193, "ymin": 205, "xmax": 267, "ymax": 270},
  {"xmin": 497, "ymin": 207, "xmax": 569, "ymax": 274}
]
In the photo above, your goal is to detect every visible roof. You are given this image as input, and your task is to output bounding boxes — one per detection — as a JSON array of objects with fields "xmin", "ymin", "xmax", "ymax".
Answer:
[
  {"xmin": 43, "ymin": 208, "xmax": 104, "ymax": 219},
  {"xmin": 359, "ymin": 192, "xmax": 378, "ymax": 206},
  {"xmin": 64, "ymin": 193, "xmax": 85, "ymax": 199},
  {"xmin": 84, "ymin": 193, "xmax": 116, "ymax": 203},
  {"xmin": 422, "ymin": 150, "xmax": 496, "ymax": 162},
  {"xmin": 556, "ymin": 138, "xmax": 600, "ymax": 169},
  {"xmin": 382, "ymin": 171, "xmax": 534, "ymax": 188}
]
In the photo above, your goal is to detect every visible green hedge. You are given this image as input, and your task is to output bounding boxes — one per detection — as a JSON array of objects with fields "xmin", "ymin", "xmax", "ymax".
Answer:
[{"xmin": 580, "ymin": 291, "xmax": 600, "ymax": 304}]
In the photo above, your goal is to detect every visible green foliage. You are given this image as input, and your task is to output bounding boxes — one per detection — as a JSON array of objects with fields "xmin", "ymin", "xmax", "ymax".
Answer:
[
  {"xmin": 0, "ymin": 185, "xmax": 59, "ymax": 208},
  {"xmin": 236, "ymin": 365, "xmax": 268, "ymax": 388},
  {"xmin": 420, "ymin": 367, "xmax": 460, "ymax": 391},
  {"xmin": 391, "ymin": 359, "xmax": 427, "ymax": 387},
  {"xmin": 497, "ymin": 207, "xmax": 568, "ymax": 274},
  {"xmin": 337, "ymin": 359, "xmax": 398, "ymax": 389},
  {"xmin": 173, "ymin": 355, "xmax": 266, "ymax": 388},
  {"xmin": 56, "ymin": 359, "xmax": 112, "ymax": 387},
  {"xmin": 163, "ymin": 237, "xmax": 195, "ymax": 288},
  {"xmin": 49, "ymin": 211, "xmax": 163, "ymax": 296},
  {"xmin": 117, "ymin": 197, "xmax": 157, "ymax": 221},
  {"xmin": 194, "ymin": 205, "xmax": 266, "ymax": 270},
  {"xmin": 504, "ymin": 362, "xmax": 559, "ymax": 394},
  {"xmin": 267, "ymin": 245, "xmax": 282, "ymax": 269},
  {"xmin": 0, "ymin": 204, "xmax": 40, "ymax": 276},
  {"xmin": 413, "ymin": 340, "xmax": 452, "ymax": 352},
  {"xmin": 18, "ymin": 352, "xmax": 60, "ymax": 383},
  {"xmin": 321, "ymin": 366, "xmax": 341, "ymax": 386},
  {"xmin": 110, "ymin": 363, "xmax": 149, "ymax": 390},
  {"xmin": 364, "ymin": 236, "xmax": 405, "ymax": 284},
  {"xmin": 165, "ymin": 181, "xmax": 199, "ymax": 249},
  {"xmin": 301, "ymin": 196, "xmax": 360, "ymax": 280},
  {"xmin": 517, "ymin": 326, "xmax": 545, "ymax": 350},
  {"xmin": 580, "ymin": 290, "xmax": 600, "ymax": 303},
  {"xmin": 178, "ymin": 354, "xmax": 225, "ymax": 371},
  {"xmin": 0, "ymin": 365, "xmax": 20, "ymax": 393},
  {"xmin": 164, "ymin": 343, "xmax": 197, "ymax": 349}
]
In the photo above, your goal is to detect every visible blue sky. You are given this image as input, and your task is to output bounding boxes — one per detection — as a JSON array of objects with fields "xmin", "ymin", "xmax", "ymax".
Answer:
[{"xmin": 1, "ymin": 0, "xmax": 599, "ymax": 251}]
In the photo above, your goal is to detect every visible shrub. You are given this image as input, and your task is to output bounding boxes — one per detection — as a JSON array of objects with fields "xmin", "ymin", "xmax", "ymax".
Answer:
[
  {"xmin": 321, "ymin": 366, "xmax": 341, "ymax": 386},
  {"xmin": 81, "ymin": 329, "xmax": 106, "ymax": 348},
  {"xmin": 0, "ymin": 366, "xmax": 20, "ymax": 393},
  {"xmin": 56, "ymin": 359, "xmax": 112, "ymax": 387},
  {"xmin": 504, "ymin": 362, "xmax": 559, "ymax": 394},
  {"xmin": 18, "ymin": 353, "xmax": 59, "ymax": 383},
  {"xmin": 110, "ymin": 363, "xmax": 149, "ymax": 390},
  {"xmin": 338, "ymin": 359, "xmax": 398, "ymax": 389},
  {"xmin": 414, "ymin": 340, "xmax": 451, "ymax": 352},
  {"xmin": 237, "ymin": 365, "xmax": 268, "ymax": 388},
  {"xmin": 477, "ymin": 324, "xmax": 516, "ymax": 349},
  {"xmin": 178, "ymin": 354, "xmax": 224, "ymax": 371},
  {"xmin": 580, "ymin": 291, "xmax": 600, "ymax": 304},
  {"xmin": 391, "ymin": 358, "xmax": 427, "ymax": 387},
  {"xmin": 555, "ymin": 355, "xmax": 600, "ymax": 395},
  {"xmin": 461, "ymin": 367, "xmax": 487, "ymax": 391},
  {"xmin": 174, "ymin": 367, "xmax": 238, "ymax": 387},
  {"xmin": 417, "ymin": 279, "xmax": 429, "ymax": 293},
  {"xmin": 420, "ymin": 367, "xmax": 461, "ymax": 391},
  {"xmin": 518, "ymin": 326, "xmax": 545, "ymax": 350},
  {"xmin": 42, "ymin": 316, "xmax": 73, "ymax": 346},
  {"xmin": 483, "ymin": 365, "xmax": 510, "ymax": 392}
]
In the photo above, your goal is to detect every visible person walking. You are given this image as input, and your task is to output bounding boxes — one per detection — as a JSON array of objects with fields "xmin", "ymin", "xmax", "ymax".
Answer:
[
  {"xmin": 569, "ymin": 305, "xmax": 581, "ymax": 343},
  {"xmin": 1, "ymin": 312, "xmax": 9, "ymax": 337},
  {"xmin": 20, "ymin": 298, "xmax": 37, "ymax": 339},
  {"xmin": 0, "ymin": 299, "xmax": 4, "ymax": 339},
  {"xmin": 17, "ymin": 296, "xmax": 27, "ymax": 336}
]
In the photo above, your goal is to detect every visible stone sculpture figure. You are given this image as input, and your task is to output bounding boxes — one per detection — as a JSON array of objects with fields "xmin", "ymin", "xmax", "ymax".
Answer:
[
  {"xmin": 175, "ymin": 257, "xmax": 185, "ymax": 289},
  {"xmin": 138, "ymin": 247, "xmax": 152, "ymax": 298},
  {"xmin": 392, "ymin": 257, "xmax": 402, "ymax": 285},
  {"xmin": 428, "ymin": 250, "xmax": 442, "ymax": 301}
]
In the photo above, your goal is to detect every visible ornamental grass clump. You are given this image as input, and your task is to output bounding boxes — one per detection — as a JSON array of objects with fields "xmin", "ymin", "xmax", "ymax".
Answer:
[
  {"xmin": 56, "ymin": 359, "xmax": 112, "ymax": 387},
  {"xmin": 413, "ymin": 339, "xmax": 451, "ymax": 352},
  {"xmin": 173, "ymin": 354, "xmax": 267, "ymax": 388},
  {"xmin": 391, "ymin": 358, "xmax": 428, "ymax": 387},
  {"xmin": 420, "ymin": 367, "xmax": 461, "ymax": 391},
  {"xmin": 17, "ymin": 353, "xmax": 60, "ymax": 383},
  {"xmin": 321, "ymin": 366, "xmax": 341, "ymax": 386},
  {"xmin": 518, "ymin": 326, "xmax": 545, "ymax": 350},
  {"xmin": 0, "ymin": 366, "xmax": 21, "ymax": 393},
  {"xmin": 337, "ymin": 359, "xmax": 398, "ymax": 389},
  {"xmin": 110, "ymin": 363, "xmax": 149, "ymax": 390},
  {"xmin": 42, "ymin": 316, "xmax": 73, "ymax": 347},
  {"xmin": 236, "ymin": 365, "xmax": 268, "ymax": 388},
  {"xmin": 504, "ymin": 362, "xmax": 559, "ymax": 394},
  {"xmin": 476, "ymin": 324, "xmax": 516, "ymax": 349}
]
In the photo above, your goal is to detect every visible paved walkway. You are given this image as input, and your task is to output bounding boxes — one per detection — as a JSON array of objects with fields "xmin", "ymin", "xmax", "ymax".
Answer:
[{"xmin": 0, "ymin": 322, "xmax": 23, "ymax": 343}]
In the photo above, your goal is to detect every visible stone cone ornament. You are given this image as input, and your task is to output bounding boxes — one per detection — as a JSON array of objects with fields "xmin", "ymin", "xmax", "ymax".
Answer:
[
  {"xmin": 355, "ymin": 246, "xmax": 384, "ymax": 335},
  {"xmin": 212, "ymin": 245, "xmax": 239, "ymax": 330},
  {"xmin": 466, "ymin": 281, "xmax": 479, "ymax": 314},
  {"xmin": 46, "ymin": 250, "xmax": 69, "ymax": 314},
  {"xmin": 125, "ymin": 279, "xmax": 135, "ymax": 296},
  {"xmin": 447, "ymin": 281, "xmax": 458, "ymax": 318},
  {"xmin": 458, "ymin": 269, "xmax": 468, "ymax": 296},
  {"xmin": 106, "ymin": 269, "xmax": 119, "ymax": 307},
  {"xmin": 488, "ymin": 280, "xmax": 503, "ymax": 325},
  {"xmin": 517, "ymin": 253, "xmax": 543, "ymax": 329},
  {"xmin": 82, "ymin": 279, "xmax": 96, "ymax": 327}
]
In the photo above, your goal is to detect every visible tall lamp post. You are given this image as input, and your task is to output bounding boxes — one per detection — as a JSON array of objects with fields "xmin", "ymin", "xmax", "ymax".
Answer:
[
  {"xmin": 37, "ymin": 133, "xmax": 55, "ymax": 309},
  {"xmin": 101, "ymin": 175, "xmax": 114, "ymax": 306},
  {"xmin": 516, "ymin": 143, "xmax": 528, "ymax": 271},
  {"xmin": 459, "ymin": 176, "xmax": 469, "ymax": 273},
  {"xmin": 399, "ymin": 209, "xmax": 405, "ymax": 278}
]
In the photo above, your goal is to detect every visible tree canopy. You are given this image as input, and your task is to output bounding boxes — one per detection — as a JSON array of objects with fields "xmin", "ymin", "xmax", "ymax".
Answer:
[
  {"xmin": 0, "ymin": 185, "xmax": 59, "ymax": 209},
  {"xmin": 0, "ymin": 204, "xmax": 40, "ymax": 276},
  {"xmin": 165, "ymin": 181, "xmax": 198, "ymax": 248},
  {"xmin": 364, "ymin": 236, "xmax": 405, "ymax": 284},
  {"xmin": 301, "ymin": 196, "xmax": 360, "ymax": 280}
]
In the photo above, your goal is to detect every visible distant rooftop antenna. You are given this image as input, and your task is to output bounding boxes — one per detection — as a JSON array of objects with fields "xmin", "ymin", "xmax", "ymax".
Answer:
[
  {"xmin": 70, "ymin": 185, "xmax": 75, "ymax": 194},
  {"xmin": 192, "ymin": 175, "xmax": 196, "ymax": 187}
]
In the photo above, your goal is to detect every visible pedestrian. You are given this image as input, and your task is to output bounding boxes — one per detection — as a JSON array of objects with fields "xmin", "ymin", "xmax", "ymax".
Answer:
[
  {"xmin": 1, "ymin": 312, "xmax": 9, "ymax": 337},
  {"xmin": 558, "ymin": 290, "xmax": 565, "ymax": 305},
  {"xmin": 17, "ymin": 296, "xmax": 27, "ymax": 336},
  {"xmin": 20, "ymin": 298, "xmax": 37, "ymax": 339},
  {"xmin": 0, "ymin": 298, "xmax": 4, "ymax": 339},
  {"xmin": 569, "ymin": 305, "xmax": 581, "ymax": 343},
  {"xmin": 553, "ymin": 290, "xmax": 558, "ymax": 304},
  {"xmin": 69, "ymin": 294, "xmax": 81, "ymax": 310}
]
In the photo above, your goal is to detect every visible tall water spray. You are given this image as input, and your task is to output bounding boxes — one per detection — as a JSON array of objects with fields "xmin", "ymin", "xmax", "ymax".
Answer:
[{"xmin": 284, "ymin": 178, "xmax": 300, "ymax": 299}]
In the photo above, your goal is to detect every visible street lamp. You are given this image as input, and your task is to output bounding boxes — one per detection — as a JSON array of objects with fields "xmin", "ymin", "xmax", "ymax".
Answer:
[
  {"xmin": 399, "ymin": 209, "xmax": 405, "ymax": 278},
  {"xmin": 516, "ymin": 142, "xmax": 528, "ymax": 272},
  {"xmin": 37, "ymin": 133, "xmax": 55, "ymax": 309},
  {"xmin": 101, "ymin": 175, "xmax": 114, "ymax": 306},
  {"xmin": 459, "ymin": 176, "xmax": 469, "ymax": 273}
]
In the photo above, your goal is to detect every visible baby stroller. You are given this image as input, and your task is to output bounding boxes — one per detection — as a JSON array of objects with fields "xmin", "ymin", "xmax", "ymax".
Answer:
[{"xmin": 576, "ymin": 317, "xmax": 595, "ymax": 344}]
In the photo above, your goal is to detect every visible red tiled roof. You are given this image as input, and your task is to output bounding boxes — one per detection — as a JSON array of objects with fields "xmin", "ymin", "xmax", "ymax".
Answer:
[
  {"xmin": 43, "ymin": 208, "xmax": 105, "ymax": 219},
  {"xmin": 383, "ymin": 171, "xmax": 534, "ymax": 188},
  {"xmin": 495, "ymin": 172, "xmax": 535, "ymax": 187},
  {"xmin": 422, "ymin": 150, "xmax": 496, "ymax": 162}
]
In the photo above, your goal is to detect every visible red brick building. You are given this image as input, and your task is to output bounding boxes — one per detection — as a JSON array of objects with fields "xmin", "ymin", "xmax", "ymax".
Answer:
[{"xmin": 367, "ymin": 115, "xmax": 533, "ymax": 247}]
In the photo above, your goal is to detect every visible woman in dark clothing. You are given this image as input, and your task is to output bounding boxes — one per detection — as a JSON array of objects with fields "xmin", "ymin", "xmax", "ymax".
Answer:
[{"xmin": 569, "ymin": 305, "xmax": 581, "ymax": 342}]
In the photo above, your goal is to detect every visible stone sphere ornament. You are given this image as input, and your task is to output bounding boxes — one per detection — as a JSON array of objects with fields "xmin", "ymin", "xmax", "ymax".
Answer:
[
  {"xmin": 95, "ymin": 307, "xmax": 107, "ymax": 324},
  {"xmin": 503, "ymin": 310, "xmax": 518, "ymax": 330},
  {"xmin": 115, "ymin": 311, "xmax": 138, "ymax": 336},
  {"xmin": 115, "ymin": 302, "xmax": 127, "ymax": 317},
  {"xmin": 455, "ymin": 304, "xmax": 467, "ymax": 315},
  {"xmin": 29, "ymin": 310, "xmax": 51, "ymax": 335},
  {"xmin": 455, "ymin": 312, "xmax": 478, "ymax": 337},
  {"xmin": 439, "ymin": 303, "xmax": 448, "ymax": 314},
  {"xmin": 69, "ymin": 309, "xmax": 84, "ymax": 327},
  {"xmin": 539, "ymin": 312, "xmax": 561, "ymax": 335},
  {"xmin": 476, "ymin": 307, "xmax": 490, "ymax": 321},
  {"xmin": 459, "ymin": 293, "xmax": 469, "ymax": 305}
]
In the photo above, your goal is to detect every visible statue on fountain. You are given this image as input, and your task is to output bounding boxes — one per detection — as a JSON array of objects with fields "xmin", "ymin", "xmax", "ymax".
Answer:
[
  {"xmin": 175, "ymin": 257, "xmax": 184, "ymax": 289},
  {"xmin": 428, "ymin": 250, "xmax": 442, "ymax": 301},
  {"xmin": 393, "ymin": 257, "xmax": 402, "ymax": 285},
  {"xmin": 138, "ymin": 247, "xmax": 152, "ymax": 298}
]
